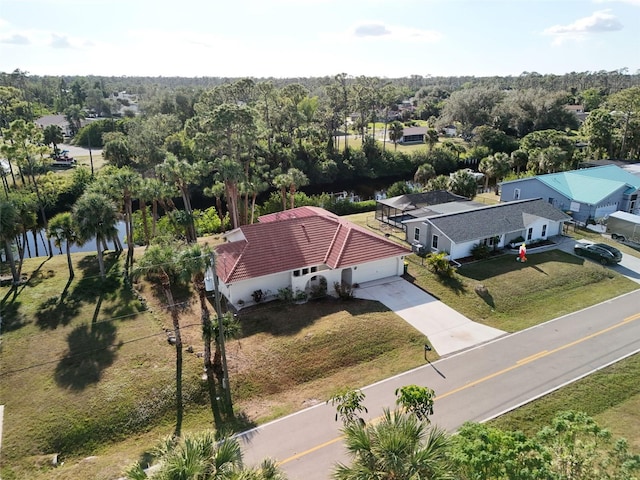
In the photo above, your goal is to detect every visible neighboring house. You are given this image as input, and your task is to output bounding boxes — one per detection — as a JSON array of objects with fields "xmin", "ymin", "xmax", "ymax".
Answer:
[
  {"xmin": 376, "ymin": 191, "xmax": 477, "ymax": 231},
  {"xmin": 400, "ymin": 126, "xmax": 428, "ymax": 144},
  {"xmin": 443, "ymin": 125, "xmax": 457, "ymax": 137},
  {"xmin": 499, "ymin": 165, "xmax": 640, "ymax": 223},
  {"xmin": 214, "ymin": 206, "xmax": 409, "ymax": 309},
  {"xmin": 404, "ymin": 198, "xmax": 571, "ymax": 261},
  {"xmin": 35, "ymin": 114, "xmax": 74, "ymax": 137},
  {"xmin": 565, "ymin": 104, "xmax": 588, "ymax": 123}
]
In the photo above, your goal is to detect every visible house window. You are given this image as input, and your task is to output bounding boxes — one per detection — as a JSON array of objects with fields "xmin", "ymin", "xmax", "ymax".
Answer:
[
  {"xmin": 311, "ymin": 266, "xmax": 317, "ymax": 273},
  {"xmin": 414, "ymin": 227, "xmax": 420, "ymax": 242},
  {"xmin": 293, "ymin": 270, "xmax": 300, "ymax": 277},
  {"xmin": 302, "ymin": 268, "xmax": 309, "ymax": 275},
  {"xmin": 514, "ymin": 188, "xmax": 521, "ymax": 200},
  {"xmin": 432, "ymin": 235, "xmax": 439, "ymax": 249},
  {"xmin": 548, "ymin": 197, "xmax": 554, "ymax": 205},
  {"xmin": 542, "ymin": 224, "xmax": 547, "ymax": 237},
  {"xmin": 527, "ymin": 228, "xmax": 533, "ymax": 241}
]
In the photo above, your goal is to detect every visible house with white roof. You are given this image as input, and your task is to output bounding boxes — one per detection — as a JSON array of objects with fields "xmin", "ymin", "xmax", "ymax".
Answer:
[{"xmin": 499, "ymin": 165, "xmax": 640, "ymax": 223}]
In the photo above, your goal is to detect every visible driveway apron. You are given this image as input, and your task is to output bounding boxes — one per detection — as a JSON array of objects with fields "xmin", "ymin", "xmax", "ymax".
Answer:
[{"xmin": 355, "ymin": 277, "xmax": 505, "ymax": 356}]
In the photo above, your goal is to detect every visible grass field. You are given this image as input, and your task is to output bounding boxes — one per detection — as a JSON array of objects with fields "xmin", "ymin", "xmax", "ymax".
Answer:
[
  {"xmin": 1, "ymin": 214, "xmax": 638, "ymax": 479},
  {"xmin": 489, "ymin": 352, "xmax": 640, "ymax": 450}
]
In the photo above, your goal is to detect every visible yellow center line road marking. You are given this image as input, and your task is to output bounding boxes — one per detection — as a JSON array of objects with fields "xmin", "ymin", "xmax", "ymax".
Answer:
[
  {"xmin": 517, "ymin": 350, "xmax": 549, "ymax": 365},
  {"xmin": 278, "ymin": 313, "xmax": 640, "ymax": 466}
]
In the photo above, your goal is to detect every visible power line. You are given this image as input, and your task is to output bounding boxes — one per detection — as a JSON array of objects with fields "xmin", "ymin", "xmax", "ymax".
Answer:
[{"xmin": 0, "ymin": 321, "xmax": 205, "ymax": 377}]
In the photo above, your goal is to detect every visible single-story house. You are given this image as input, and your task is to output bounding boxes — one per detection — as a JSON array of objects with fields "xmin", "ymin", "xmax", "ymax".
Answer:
[
  {"xmin": 404, "ymin": 198, "xmax": 571, "ymax": 261},
  {"xmin": 400, "ymin": 126, "xmax": 428, "ymax": 144},
  {"xmin": 214, "ymin": 206, "xmax": 409, "ymax": 309},
  {"xmin": 499, "ymin": 165, "xmax": 640, "ymax": 223},
  {"xmin": 375, "ymin": 191, "xmax": 478, "ymax": 231}
]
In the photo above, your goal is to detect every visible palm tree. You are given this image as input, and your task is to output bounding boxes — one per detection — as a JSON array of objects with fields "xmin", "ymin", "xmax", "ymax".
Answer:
[
  {"xmin": 178, "ymin": 244, "xmax": 222, "ymax": 427},
  {"xmin": 124, "ymin": 432, "xmax": 287, "ymax": 479},
  {"xmin": 414, "ymin": 163, "xmax": 436, "ymax": 187},
  {"xmin": 47, "ymin": 212, "xmax": 80, "ymax": 279},
  {"xmin": 389, "ymin": 121, "xmax": 404, "ymax": 150},
  {"xmin": 287, "ymin": 168, "xmax": 309, "ymax": 210},
  {"xmin": 134, "ymin": 244, "xmax": 185, "ymax": 437},
  {"xmin": 334, "ymin": 409, "xmax": 454, "ymax": 480},
  {"xmin": 0, "ymin": 199, "xmax": 21, "ymax": 284},
  {"xmin": 72, "ymin": 192, "xmax": 118, "ymax": 278},
  {"xmin": 43, "ymin": 124, "xmax": 64, "ymax": 156},
  {"xmin": 426, "ymin": 128, "xmax": 439, "ymax": 152},
  {"xmin": 273, "ymin": 172, "xmax": 291, "ymax": 211},
  {"xmin": 448, "ymin": 170, "xmax": 478, "ymax": 198},
  {"xmin": 510, "ymin": 149, "xmax": 529, "ymax": 175},
  {"xmin": 215, "ymin": 156, "xmax": 244, "ymax": 229},
  {"xmin": 157, "ymin": 154, "xmax": 210, "ymax": 243}
]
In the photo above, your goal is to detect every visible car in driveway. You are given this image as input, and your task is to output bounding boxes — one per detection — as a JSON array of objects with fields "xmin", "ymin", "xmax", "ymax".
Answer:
[{"xmin": 574, "ymin": 242, "xmax": 622, "ymax": 265}]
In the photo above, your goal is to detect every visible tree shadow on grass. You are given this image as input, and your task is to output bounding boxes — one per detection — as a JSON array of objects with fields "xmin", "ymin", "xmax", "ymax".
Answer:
[
  {"xmin": 54, "ymin": 320, "xmax": 122, "ymax": 390},
  {"xmin": 0, "ymin": 297, "xmax": 27, "ymax": 332}
]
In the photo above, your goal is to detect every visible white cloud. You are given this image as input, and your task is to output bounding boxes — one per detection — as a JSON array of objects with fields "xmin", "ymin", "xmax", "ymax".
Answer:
[
  {"xmin": 50, "ymin": 34, "xmax": 72, "ymax": 49},
  {"xmin": 0, "ymin": 33, "xmax": 30, "ymax": 45},
  {"xmin": 345, "ymin": 21, "xmax": 442, "ymax": 42},
  {"xmin": 543, "ymin": 10, "xmax": 623, "ymax": 45}
]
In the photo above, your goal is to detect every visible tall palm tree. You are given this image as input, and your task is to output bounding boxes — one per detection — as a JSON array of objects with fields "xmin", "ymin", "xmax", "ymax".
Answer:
[
  {"xmin": 389, "ymin": 121, "xmax": 404, "ymax": 150},
  {"xmin": 0, "ymin": 199, "xmax": 21, "ymax": 284},
  {"xmin": 134, "ymin": 244, "xmax": 184, "ymax": 437},
  {"xmin": 287, "ymin": 168, "xmax": 309, "ymax": 210},
  {"xmin": 178, "ymin": 244, "xmax": 222, "ymax": 427},
  {"xmin": 215, "ymin": 156, "xmax": 244, "ymax": 229},
  {"xmin": 156, "ymin": 154, "xmax": 210, "ymax": 243},
  {"xmin": 272, "ymin": 172, "xmax": 291, "ymax": 211},
  {"xmin": 334, "ymin": 409, "xmax": 454, "ymax": 480},
  {"xmin": 72, "ymin": 192, "xmax": 118, "ymax": 278},
  {"xmin": 47, "ymin": 212, "xmax": 80, "ymax": 279}
]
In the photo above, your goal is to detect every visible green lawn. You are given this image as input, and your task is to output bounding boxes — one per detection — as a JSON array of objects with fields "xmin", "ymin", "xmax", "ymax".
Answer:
[{"xmin": 2, "ymin": 218, "xmax": 638, "ymax": 480}]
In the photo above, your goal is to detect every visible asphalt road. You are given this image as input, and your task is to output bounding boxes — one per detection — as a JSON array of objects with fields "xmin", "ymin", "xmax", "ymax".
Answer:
[{"xmin": 237, "ymin": 289, "xmax": 640, "ymax": 480}]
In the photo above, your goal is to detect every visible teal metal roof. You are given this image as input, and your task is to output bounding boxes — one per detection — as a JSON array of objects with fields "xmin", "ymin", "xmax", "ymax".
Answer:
[{"xmin": 538, "ymin": 165, "xmax": 640, "ymax": 205}]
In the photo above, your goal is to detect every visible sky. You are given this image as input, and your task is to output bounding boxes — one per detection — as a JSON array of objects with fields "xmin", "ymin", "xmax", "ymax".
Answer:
[{"xmin": 1, "ymin": 0, "xmax": 639, "ymax": 79}]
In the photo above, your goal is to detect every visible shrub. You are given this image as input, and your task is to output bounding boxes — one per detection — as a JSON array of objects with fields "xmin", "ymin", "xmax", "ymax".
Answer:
[
  {"xmin": 251, "ymin": 289, "xmax": 264, "ymax": 303},
  {"xmin": 471, "ymin": 243, "xmax": 491, "ymax": 260},
  {"xmin": 309, "ymin": 277, "xmax": 328, "ymax": 299},
  {"xmin": 277, "ymin": 287, "xmax": 294, "ymax": 303},
  {"xmin": 334, "ymin": 282, "xmax": 354, "ymax": 300},
  {"xmin": 425, "ymin": 252, "xmax": 456, "ymax": 277}
]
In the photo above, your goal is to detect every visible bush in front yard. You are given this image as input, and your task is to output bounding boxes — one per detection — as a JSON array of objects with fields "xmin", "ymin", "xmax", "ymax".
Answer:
[
  {"xmin": 425, "ymin": 252, "xmax": 456, "ymax": 278},
  {"xmin": 471, "ymin": 243, "xmax": 491, "ymax": 260}
]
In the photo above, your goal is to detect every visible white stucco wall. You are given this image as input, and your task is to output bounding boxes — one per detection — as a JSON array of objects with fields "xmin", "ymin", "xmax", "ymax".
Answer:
[{"xmin": 350, "ymin": 257, "xmax": 404, "ymax": 283}]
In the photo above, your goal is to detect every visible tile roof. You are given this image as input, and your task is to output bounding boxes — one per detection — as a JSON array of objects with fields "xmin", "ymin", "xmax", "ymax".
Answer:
[
  {"xmin": 536, "ymin": 165, "xmax": 640, "ymax": 204},
  {"xmin": 378, "ymin": 190, "xmax": 470, "ymax": 210},
  {"xmin": 215, "ymin": 207, "xmax": 409, "ymax": 283},
  {"xmin": 426, "ymin": 198, "xmax": 571, "ymax": 243}
]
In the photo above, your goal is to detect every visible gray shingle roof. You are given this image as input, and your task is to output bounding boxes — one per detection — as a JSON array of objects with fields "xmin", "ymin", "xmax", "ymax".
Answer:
[{"xmin": 426, "ymin": 198, "xmax": 571, "ymax": 243}]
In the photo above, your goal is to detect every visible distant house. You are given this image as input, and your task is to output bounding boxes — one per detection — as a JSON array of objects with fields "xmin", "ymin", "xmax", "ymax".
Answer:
[
  {"xmin": 443, "ymin": 125, "xmax": 457, "ymax": 137},
  {"xmin": 375, "ymin": 191, "xmax": 477, "ymax": 231},
  {"xmin": 404, "ymin": 198, "xmax": 571, "ymax": 261},
  {"xmin": 499, "ymin": 165, "xmax": 640, "ymax": 223},
  {"xmin": 35, "ymin": 114, "xmax": 74, "ymax": 137},
  {"xmin": 565, "ymin": 104, "xmax": 588, "ymax": 123},
  {"xmin": 400, "ymin": 126, "xmax": 428, "ymax": 144},
  {"xmin": 214, "ymin": 207, "xmax": 409, "ymax": 309}
]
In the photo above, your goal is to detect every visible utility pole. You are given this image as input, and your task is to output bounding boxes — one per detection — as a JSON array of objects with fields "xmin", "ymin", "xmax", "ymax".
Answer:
[{"xmin": 208, "ymin": 252, "xmax": 233, "ymax": 417}]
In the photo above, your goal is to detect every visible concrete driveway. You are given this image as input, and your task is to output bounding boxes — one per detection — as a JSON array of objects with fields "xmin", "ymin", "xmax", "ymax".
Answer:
[{"xmin": 354, "ymin": 277, "xmax": 505, "ymax": 356}]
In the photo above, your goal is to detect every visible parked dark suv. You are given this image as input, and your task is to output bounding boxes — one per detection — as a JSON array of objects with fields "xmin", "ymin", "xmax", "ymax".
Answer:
[{"xmin": 574, "ymin": 242, "xmax": 622, "ymax": 265}]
